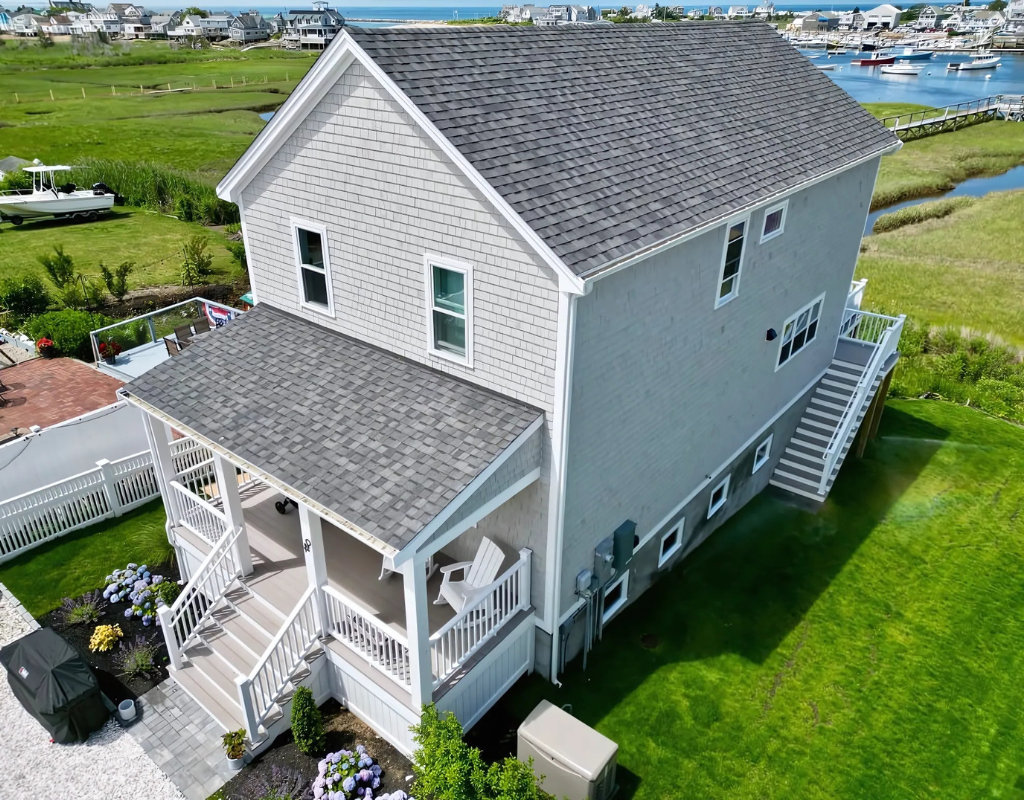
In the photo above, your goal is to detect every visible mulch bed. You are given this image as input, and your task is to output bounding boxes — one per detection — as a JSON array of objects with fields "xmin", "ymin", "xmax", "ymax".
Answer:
[
  {"xmin": 214, "ymin": 699, "xmax": 414, "ymax": 800},
  {"xmin": 39, "ymin": 559, "xmax": 180, "ymax": 707}
]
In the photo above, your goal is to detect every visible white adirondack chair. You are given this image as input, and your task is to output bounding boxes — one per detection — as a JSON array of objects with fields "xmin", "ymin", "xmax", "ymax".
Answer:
[{"xmin": 434, "ymin": 537, "xmax": 505, "ymax": 613}]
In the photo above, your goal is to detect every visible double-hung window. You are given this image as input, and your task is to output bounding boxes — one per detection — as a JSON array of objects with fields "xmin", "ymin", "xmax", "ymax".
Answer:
[
  {"xmin": 777, "ymin": 294, "xmax": 824, "ymax": 368},
  {"xmin": 716, "ymin": 219, "xmax": 747, "ymax": 307},
  {"xmin": 760, "ymin": 200, "xmax": 788, "ymax": 243},
  {"xmin": 426, "ymin": 256, "xmax": 472, "ymax": 365},
  {"xmin": 292, "ymin": 220, "xmax": 333, "ymax": 315}
]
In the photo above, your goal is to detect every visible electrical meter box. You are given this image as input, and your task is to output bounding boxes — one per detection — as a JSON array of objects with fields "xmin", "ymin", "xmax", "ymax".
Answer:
[{"xmin": 518, "ymin": 700, "xmax": 618, "ymax": 800}]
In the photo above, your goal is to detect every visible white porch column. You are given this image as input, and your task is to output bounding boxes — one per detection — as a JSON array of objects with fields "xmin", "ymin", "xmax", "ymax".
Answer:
[
  {"xmin": 402, "ymin": 555, "xmax": 433, "ymax": 709},
  {"xmin": 142, "ymin": 413, "xmax": 178, "ymax": 528},
  {"xmin": 298, "ymin": 503, "xmax": 327, "ymax": 633},
  {"xmin": 213, "ymin": 452, "xmax": 253, "ymax": 575}
]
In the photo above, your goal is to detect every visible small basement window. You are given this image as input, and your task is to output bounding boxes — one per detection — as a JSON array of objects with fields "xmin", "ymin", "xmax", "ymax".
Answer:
[
  {"xmin": 707, "ymin": 475, "xmax": 730, "ymax": 518},
  {"xmin": 760, "ymin": 201, "xmax": 788, "ymax": 243},
  {"xmin": 753, "ymin": 434, "xmax": 773, "ymax": 473},
  {"xmin": 602, "ymin": 571, "xmax": 629, "ymax": 624},
  {"xmin": 427, "ymin": 257, "xmax": 472, "ymax": 364},
  {"xmin": 716, "ymin": 219, "xmax": 746, "ymax": 308},
  {"xmin": 292, "ymin": 220, "xmax": 333, "ymax": 315},
  {"xmin": 658, "ymin": 520, "xmax": 684, "ymax": 567},
  {"xmin": 777, "ymin": 294, "xmax": 825, "ymax": 368}
]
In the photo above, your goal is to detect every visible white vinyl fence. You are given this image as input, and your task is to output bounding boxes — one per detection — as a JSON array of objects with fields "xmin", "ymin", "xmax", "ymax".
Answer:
[{"xmin": 0, "ymin": 450, "xmax": 160, "ymax": 564}]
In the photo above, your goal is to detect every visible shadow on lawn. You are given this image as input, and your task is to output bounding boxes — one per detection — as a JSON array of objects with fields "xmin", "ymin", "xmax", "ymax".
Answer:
[{"xmin": 468, "ymin": 405, "xmax": 950, "ymax": 795}]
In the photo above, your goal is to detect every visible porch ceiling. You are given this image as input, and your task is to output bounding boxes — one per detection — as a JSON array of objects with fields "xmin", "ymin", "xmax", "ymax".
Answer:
[{"xmin": 121, "ymin": 303, "xmax": 543, "ymax": 552}]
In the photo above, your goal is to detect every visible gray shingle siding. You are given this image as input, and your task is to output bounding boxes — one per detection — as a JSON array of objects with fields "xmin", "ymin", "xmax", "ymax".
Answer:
[
  {"xmin": 347, "ymin": 24, "xmax": 898, "ymax": 277},
  {"xmin": 558, "ymin": 157, "xmax": 879, "ymax": 614}
]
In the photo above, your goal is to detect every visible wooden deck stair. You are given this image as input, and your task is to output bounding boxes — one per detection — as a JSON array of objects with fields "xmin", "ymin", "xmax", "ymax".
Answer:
[
  {"xmin": 769, "ymin": 357, "xmax": 887, "ymax": 503},
  {"xmin": 167, "ymin": 574, "xmax": 325, "ymax": 742}
]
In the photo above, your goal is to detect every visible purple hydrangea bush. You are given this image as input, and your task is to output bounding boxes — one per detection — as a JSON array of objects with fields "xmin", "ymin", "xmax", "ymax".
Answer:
[
  {"xmin": 311, "ymin": 745, "xmax": 413, "ymax": 800},
  {"xmin": 103, "ymin": 563, "xmax": 168, "ymax": 626}
]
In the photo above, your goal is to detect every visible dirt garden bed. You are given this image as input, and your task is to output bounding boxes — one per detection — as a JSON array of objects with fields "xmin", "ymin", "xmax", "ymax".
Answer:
[
  {"xmin": 211, "ymin": 700, "xmax": 414, "ymax": 800},
  {"xmin": 38, "ymin": 558, "xmax": 181, "ymax": 707}
]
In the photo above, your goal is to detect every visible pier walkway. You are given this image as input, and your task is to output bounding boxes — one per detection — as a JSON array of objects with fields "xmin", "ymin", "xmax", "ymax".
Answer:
[{"xmin": 880, "ymin": 95, "xmax": 1024, "ymax": 140}]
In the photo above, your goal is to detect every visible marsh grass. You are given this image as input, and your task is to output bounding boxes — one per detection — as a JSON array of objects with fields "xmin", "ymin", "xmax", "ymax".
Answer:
[{"xmin": 871, "ymin": 196, "xmax": 974, "ymax": 233}]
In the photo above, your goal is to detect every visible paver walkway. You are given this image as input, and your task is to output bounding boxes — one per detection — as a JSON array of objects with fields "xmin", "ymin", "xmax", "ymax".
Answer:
[{"xmin": 128, "ymin": 680, "xmax": 238, "ymax": 800}]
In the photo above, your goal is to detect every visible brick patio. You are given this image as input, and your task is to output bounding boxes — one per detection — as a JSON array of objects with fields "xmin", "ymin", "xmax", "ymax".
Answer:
[{"xmin": 0, "ymin": 357, "xmax": 125, "ymax": 431}]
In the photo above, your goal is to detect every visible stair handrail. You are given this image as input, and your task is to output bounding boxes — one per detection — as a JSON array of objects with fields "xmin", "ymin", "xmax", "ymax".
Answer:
[
  {"xmin": 157, "ymin": 525, "xmax": 244, "ymax": 671},
  {"xmin": 236, "ymin": 584, "xmax": 320, "ymax": 741},
  {"xmin": 819, "ymin": 314, "xmax": 905, "ymax": 492}
]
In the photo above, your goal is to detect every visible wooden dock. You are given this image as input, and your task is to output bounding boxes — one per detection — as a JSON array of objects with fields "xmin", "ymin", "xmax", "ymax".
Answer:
[{"xmin": 880, "ymin": 95, "xmax": 1024, "ymax": 141}]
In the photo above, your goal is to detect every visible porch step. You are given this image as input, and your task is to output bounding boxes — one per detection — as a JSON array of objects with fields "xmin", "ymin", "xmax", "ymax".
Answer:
[
  {"xmin": 222, "ymin": 585, "xmax": 286, "ymax": 639},
  {"xmin": 183, "ymin": 641, "xmax": 246, "ymax": 707},
  {"xmin": 169, "ymin": 662, "xmax": 244, "ymax": 732}
]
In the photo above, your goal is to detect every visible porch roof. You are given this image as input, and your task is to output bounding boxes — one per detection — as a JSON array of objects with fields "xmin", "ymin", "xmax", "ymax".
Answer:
[{"xmin": 120, "ymin": 303, "xmax": 543, "ymax": 552}]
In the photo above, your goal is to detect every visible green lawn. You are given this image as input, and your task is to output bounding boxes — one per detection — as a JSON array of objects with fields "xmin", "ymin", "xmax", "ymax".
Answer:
[
  {"xmin": 872, "ymin": 119, "xmax": 1024, "ymax": 209},
  {"xmin": 0, "ymin": 500, "xmax": 172, "ymax": 617},
  {"xmin": 856, "ymin": 189, "xmax": 1024, "ymax": 345},
  {"xmin": 0, "ymin": 206, "xmax": 239, "ymax": 288},
  {"xmin": 862, "ymin": 101, "xmax": 930, "ymax": 120},
  {"xmin": 493, "ymin": 399, "xmax": 1024, "ymax": 799}
]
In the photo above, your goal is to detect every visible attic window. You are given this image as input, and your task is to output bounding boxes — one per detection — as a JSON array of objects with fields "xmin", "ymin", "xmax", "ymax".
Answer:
[{"xmin": 761, "ymin": 201, "xmax": 788, "ymax": 243}]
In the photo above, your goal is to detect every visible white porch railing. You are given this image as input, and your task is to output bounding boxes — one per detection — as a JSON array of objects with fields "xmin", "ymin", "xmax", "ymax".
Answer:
[
  {"xmin": 157, "ymin": 525, "xmax": 245, "ymax": 669},
  {"xmin": 237, "ymin": 585, "xmax": 321, "ymax": 740},
  {"xmin": 169, "ymin": 436, "xmax": 258, "ymax": 502},
  {"xmin": 169, "ymin": 479, "xmax": 229, "ymax": 546},
  {"xmin": 323, "ymin": 584, "xmax": 411, "ymax": 687},
  {"xmin": 0, "ymin": 451, "xmax": 160, "ymax": 564},
  {"xmin": 429, "ymin": 549, "xmax": 532, "ymax": 688},
  {"xmin": 822, "ymin": 309, "xmax": 906, "ymax": 492}
]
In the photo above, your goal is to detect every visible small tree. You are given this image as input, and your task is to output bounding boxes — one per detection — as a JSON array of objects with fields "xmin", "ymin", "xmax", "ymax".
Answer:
[
  {"xmin": 38, "ymin": 245, "xmax": 76, "ymax": 290},
  {"xmin": 100, "ymin": 261, "xmax": 134, "ymax": 301},
  {"xmin": 290, "ymin": 686, "xmax": 325, "ymax": 756},
  {"xmin": 180, "ymin": 235, "xmax": 212, "ymax": 288}
]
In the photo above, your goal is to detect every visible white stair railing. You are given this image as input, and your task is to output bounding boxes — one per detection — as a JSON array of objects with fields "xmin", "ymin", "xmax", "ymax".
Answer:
[
  {"xmin": 323, "ymin": 585, "xmax": 410, "ymax": 687},
  {"xmin": 237, "ymin": 585, "xmax": 320, "ymax": 740},
  {"xmin": 157, "ymin": 525, "xmax": 245, "ymax": 670},
  {"xmin": 821, "ymin": 312, "xmax": 906, "ymax": 492},
  {"xmin": 429, "ymin": 549, "xmax": 531, "ymax": 688},
  {"xmin": 169, "ymin": 479, "xmax": 229, "ymax": 546}
]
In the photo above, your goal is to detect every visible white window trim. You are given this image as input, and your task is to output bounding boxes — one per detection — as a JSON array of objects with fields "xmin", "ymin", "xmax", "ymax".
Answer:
[
  {"xmin": 775, "ymin": 292, "xmax": 826, "ymax": 372},
  {"xmin": 658, "ymin": 520, "xmax": 685, "ymax": 568},
  {"xmin": 760, "ymin": 199, "xmax": 788, "ymax": 243},
  {"xmin": 423, "ymin": 254, "xmax": 474, "ymax": 368},
  {"xmin": 752, "ymin": 434, "xmax": 773, "ymax": 474},
  {"xmin": 602, "ymin": 571, "xmax": 629, "ymax": 624},
  {"xmin": 707, "ymin": 475, "xmax": 730, "ymax": 518},
  {"xmin": 714, "ymin": 215, "xmax": 749, "ymax": 309},
  {"xmin": 290, "ymin": 217, "xmax": 335, "ymax": 318}
]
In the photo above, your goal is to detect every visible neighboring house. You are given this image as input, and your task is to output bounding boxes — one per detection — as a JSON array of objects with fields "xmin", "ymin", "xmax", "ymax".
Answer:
[
  {"xmin": 964, "ymin": 9, "xmax": 1004, "ymax": 31},
  {"xmin": 121, "ymin": 17, "xmax": 151, "ymax": 37},
  {"xmin": 168, "ymin": 14, "xmax": 204, "ymax": 38},
  {"xmin": 727, "ymin": 5, "xmax": 752, "ymax": 18},
  {"xmin": 839, "ymin": 10, "xmax": 865, "ymax": 29},
  {"xmin": 148, "ymin": 13, "xmax": 178, "ymax": 37},
  {"xmin": 107, "ymin": 2, "xmax": 144, "ymax": 17},
  {"xmin": 278, "ymin": 7, "xmax": 344, "ymax": 50},
  {"xmin": 71, "ymin": 8, "xmax": 122, "ymax": 35},
  {"xmin": 0, "ymin": 8, "xmax": 11, "ymax": 32},
  {"xmin": 200, "ymin": 12, "xmax": 234, "ymax": 39},
  {"xmin": 12, "ymin": 12, "xmax": 47, "ymax": 34},
  {"xmin": 863, "ymin": 3, "xmax": 902, "ymax": 28},
  {"xmin": 229, "ymin": 12, "xmax": 270, "ymax": 43},
  {"xmin": 41, "ymin": 12, "xmax": 71, "ymax": 33},
  {"xmin": 801, "ymin": 11, "xmax": 840, "ymax": 32},
  {"xmin": 120, "ymin": 24, "xmax": 903, "ymax": 757},
  {"xmin": 916, "ymin": 5, "xmax": 951, "ymax": 28},
  {"xmin": 753, "ymin": 3, "xmax": 775, "ymax": 18}
]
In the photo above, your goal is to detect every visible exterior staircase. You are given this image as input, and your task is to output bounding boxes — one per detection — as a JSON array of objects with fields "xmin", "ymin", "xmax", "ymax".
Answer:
[
  {"xmin": 169, "ymin": 574, "xmax": 326, "ymax": 743},
  {"xmin": 769, "ymin": 357, "xmax": 888, "ymax": 502}
]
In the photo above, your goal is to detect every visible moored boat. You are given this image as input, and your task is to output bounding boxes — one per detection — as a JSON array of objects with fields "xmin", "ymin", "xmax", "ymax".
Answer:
[
  {"xmin": 951, "ymin": 55, "xmax": 1001, "ymax": 71},
  {"xmin": 891, "ymin": 47, "xmax": 933, "ymax": 60},
  {"xmin": 852, "ymin": 55, "xmax": 896, "ymax": 65},
  {"xmin": 0, "ymin": 165, "xmax": 115, "ymax": 226},
  {"xmin": 880, "ymin": 63, "xmax": 923, "ymax": 75}
]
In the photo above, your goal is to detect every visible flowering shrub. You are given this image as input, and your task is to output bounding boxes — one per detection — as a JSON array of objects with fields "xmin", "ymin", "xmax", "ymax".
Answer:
[
  {"xmin": 36, "ymin": 337, "xmax": 54, "ymax": 350},
  {"xmin": 89, "ymin": 623, "xmax": 123, "ymax": 653},
  {"xmin": 98, "ymin": 339, "xmax": 122, "ymax": 358},
  {"xmin": 61, "ymin": 589, "xmax": 105, "ymax": 625},
  {"xmin": 312, "ymin": 745, "xmax": 405, "ymax": 800},
  {"xmin": 113, "ymin": 634, "xmax": 160, "ymax": 680},
  {"xmin": 104, "ymin": 563, "xmax": 172, "ymax": 625}
]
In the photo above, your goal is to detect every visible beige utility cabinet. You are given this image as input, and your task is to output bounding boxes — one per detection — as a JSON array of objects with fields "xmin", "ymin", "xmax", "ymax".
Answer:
[{"xmin": 517, "ymin": 700, "xmax": 618, "ymax": 800}]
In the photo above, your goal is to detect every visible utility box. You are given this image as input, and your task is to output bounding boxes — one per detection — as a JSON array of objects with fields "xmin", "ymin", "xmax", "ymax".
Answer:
[{"xmin": 518, "ymin": 700, "xmax": 618, "ymax": 800}]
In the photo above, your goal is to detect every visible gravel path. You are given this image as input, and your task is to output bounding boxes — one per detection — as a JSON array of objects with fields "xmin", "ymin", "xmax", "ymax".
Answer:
[{"xmin": 0, "ymin": 593, "xmax": 185, "ymax": 800}]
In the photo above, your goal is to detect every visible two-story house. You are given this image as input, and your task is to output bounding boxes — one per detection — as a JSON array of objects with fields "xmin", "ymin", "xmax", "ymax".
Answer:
[
  {"xmin": 229, "ymin": 12, "xmax": 271, "ymax": 43},
  {"xmin": 120, "ymin": 24, "xmax": 903, "ymax": 758},
  {"xmin": 915, "ymin": 5, "xmax": 952, "ymax": 29},
  {"xmin": 277, "ymin": 6, "xmax": 345, "ymax": 50}
]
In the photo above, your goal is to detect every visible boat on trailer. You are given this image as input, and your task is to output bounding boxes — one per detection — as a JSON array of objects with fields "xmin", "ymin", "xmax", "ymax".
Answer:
[
  {"xmin": 0, "ymin": 165, "xmax": 115, "ymax": 226},
  {"xmin": 881, "ymin": 63, "xmax": 923, "ymax": 75},
  {"xmin": 949, "ymin": 55, "xmax": 1001, "ymax": 71}
]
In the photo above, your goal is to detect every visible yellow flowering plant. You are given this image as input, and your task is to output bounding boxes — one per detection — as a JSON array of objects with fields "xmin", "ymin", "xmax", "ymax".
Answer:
[{"xmin": 89, "ymin": 623, "xmax": 123, "ymax": 653}]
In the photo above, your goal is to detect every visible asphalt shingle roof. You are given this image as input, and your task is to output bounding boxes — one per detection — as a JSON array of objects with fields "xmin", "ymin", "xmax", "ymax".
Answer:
[
  {"xmin": 123, "ymin": 305, "xmax": 542, "ymax": 550},
  {"xmin": 346, "ymin": 23, "xmax": 899, "ymax": 277}
]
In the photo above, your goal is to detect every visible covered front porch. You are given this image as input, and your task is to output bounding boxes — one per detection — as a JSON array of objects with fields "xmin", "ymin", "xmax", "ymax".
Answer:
[{"xmin": 123, "ymin": 303, "xmax": 546, "ymax": 750}]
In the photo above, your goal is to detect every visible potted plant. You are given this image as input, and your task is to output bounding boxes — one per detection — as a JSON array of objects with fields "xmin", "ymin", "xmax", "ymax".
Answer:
[
  {"xmin": 222, "ymin": 728, "xmax": 246, "ymax": 771},
  {"xmin": 99, "ymin": 339, "xmax": 122, "ymax": 364},
  {"xmin": 36, "ymin": 337, "xmax": 55, "ymax": 358}
]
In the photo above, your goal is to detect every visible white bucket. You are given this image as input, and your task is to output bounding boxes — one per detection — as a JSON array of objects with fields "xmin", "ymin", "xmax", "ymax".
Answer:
[{"xmin": 118, "ymin": 699, "xmax": 136, "ymax": 722}]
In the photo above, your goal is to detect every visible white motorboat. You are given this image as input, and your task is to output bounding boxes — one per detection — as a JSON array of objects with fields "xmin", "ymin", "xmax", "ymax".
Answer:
[
  {"xmin": 881, "ymin": 63, "xmax": 923, "ymax": 75},
  {"xmin": 0, "ymin": 165, "xmax": 115, "ymax": 225},
  {"xmin": 948, "ymin": 56, "xmax": 1001, "ymax": 71}
]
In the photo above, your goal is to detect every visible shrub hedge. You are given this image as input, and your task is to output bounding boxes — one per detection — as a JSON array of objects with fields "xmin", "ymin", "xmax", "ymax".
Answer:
[
  {"xmin": 25, "ymin": 309, "xmax": 114, "ymax": 361},
  {"xmin": 872, "ymin": 196, "xmax": 974, "ymax": 234}
]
